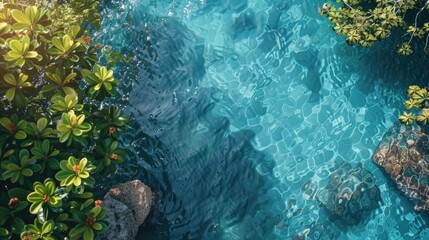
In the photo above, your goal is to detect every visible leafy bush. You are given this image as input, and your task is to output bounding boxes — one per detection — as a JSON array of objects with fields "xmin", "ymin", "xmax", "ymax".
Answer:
[
  {"xmin": 399, "ymin": 85, "xmax": 429, "ymax": 126},
  {"xmin": 319, "ymin": 0, "xmax": 429, "ymax": 55},
  {"xmin": 0, "ymin": 1, "xmax": 129, "ymax": 239},
  {"xmin": 48, "ymin": 0, "xmax": 101, "ymax": 30}
]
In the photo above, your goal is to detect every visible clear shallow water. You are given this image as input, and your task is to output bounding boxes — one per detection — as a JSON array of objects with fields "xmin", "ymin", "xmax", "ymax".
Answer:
[{"xmin": 97, "ymin": 0, "xmax": 429, "ymax": 239}]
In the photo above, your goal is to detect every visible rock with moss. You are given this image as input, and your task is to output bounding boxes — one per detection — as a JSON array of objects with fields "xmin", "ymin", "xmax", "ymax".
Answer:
[
  {"xmin": 316, "ymin": 162, "xmax": 380, "ymax": 224},
  {"xmin": 373, "ymin": 124, "xmax": 429, "ymax": 211}
]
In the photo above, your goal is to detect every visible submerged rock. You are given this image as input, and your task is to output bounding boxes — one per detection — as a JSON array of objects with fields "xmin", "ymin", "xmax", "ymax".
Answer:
[
  {"xmin": 98, "ymin": 180, "xmax": 154, "ymax": 239},
  {"xmin": 373, "ymin": 124, "xmax": 429, "ymax": 211},
  {"xmin": 316, "ymin": 162, "xmax": 380, "ymax": 224}
]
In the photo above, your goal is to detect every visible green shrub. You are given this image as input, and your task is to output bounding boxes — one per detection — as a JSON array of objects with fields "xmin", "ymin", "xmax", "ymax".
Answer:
[
  {"xmin": 0, "ymin": 1, "xmax": 129, "ymax": 239},
  {"xmin": 319, "ymin": 0, "xmax": 429, "ymax": 55},
  {"xmin": 399, "ymin": 85, "xmax": 429, "ymax": 126}
]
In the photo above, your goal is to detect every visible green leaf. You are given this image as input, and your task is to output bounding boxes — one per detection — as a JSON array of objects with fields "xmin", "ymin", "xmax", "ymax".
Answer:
[
  {"xmin": 70, "ymin": 223, "xmax": 86, "ymax": 236},
  {"xmin": 52, "ymin": 37, "xmax": 64, "ymax": 52},
  {"xmin": 0, "ymin": 207, "xmax": 10, "ymax": 225},
  {"xmin": 5, "ymin": 88, "xmax": 16, "ymax": 100},
  {"xmin": 55, "ymin": 213, "xmax": 68, "ymax": 222},
  {"xmin": 0, "ymin": 22, "xmax": 11, "ymax": 36},
  {"xmin": 92, "ymin": 222, "xmax": 103, "ymax": 231},
  {"xmin": 25, "ymin": 51, "xmax": 38, "ymax": 58},
  {"xmin": 8, "ymin": 41, "xmax": 21, "ymax": 54},
  {"xmin": 21, "ymin": 168, "xmax": 33, "ymax": 177},
  {"xmin": 83, "ymin": 227, "xmax": 94, "ymax": 240},
  {"xmin": 6, "ymin": 163, "xmax": 20, "ymax": 170},
  {"xmin": 27, "ymin": 192, "xmax": 43, "ymax": 202},
  {"xmin": 42, "ymin": 220, "xmax": 53, "ymax": 234},
  {"xmin": 11, "ymin": 9, "xmax": 30, "ymax": 24},
  {"xmin": 63, "ymin": 87, "xmax": 76, "ymax": 96},
  {"xmin": 2, "ymin": 170, "xmax": 16, "ymax": 180},
  {"xmin": 92, "ymin": 206, "xmax": 101, "ymax": 217},
  {"xmin": 10, "ymin": 216, "xmax": 25, "ymax": 233},
  {"xmin": 59, "ymin": 131, "xmax": 70, "ymax": 143},
  {"xmin": 37, "ymin": 118, "xmax": 48, "ymax": 131},
  {"xmin": 4, "ymin": 74, "xmax": 16, "ymax": 85},
  {"xmin": 45, "ymin": 181, "xmax": 55, "ymax": 195},
  {"xmin": 29, "ymin": 201, "xmax": 43, "ymax": 214},
  {"xmin": 11, "ymin": 22, "xmax": 29, "ymax": 31},
  {"xmin": 0, "ymin": 227, "xmax": 8, "ymax": 237},
  {"xmin": 14, "ymin": 201, "xmax": 28, "ymax": 212},
  {"xmin": 73, "ymin": 211, "xmax": 86, "ymax": 223},
  {"xmin": 15, "ymin": 130, "xmax": 27, "ymax": 140},
  {"xmin": 8, "ymin": 188, "xmax": 30, "ymax": 199},
  {"xmin": 3, "ymin": 149, "xmax": 15, "ymax": 159}
]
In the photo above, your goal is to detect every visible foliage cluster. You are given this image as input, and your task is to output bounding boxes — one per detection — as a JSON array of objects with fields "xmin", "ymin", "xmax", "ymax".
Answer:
[
  {"xmin": 399, "ymin": 85, "xmax": 429, "ymax": 125},
  {"xmin": 0, "ymin": 1, "xmax": 129, "ymax": 239},
  {"xmin": 100, "ymin": 46, "xmax": 133, "ymax": 68},
  {"xmin": 48, "ymin": 0, "xmax": 101, "ymax": 30},
  {"xmin": 9, "ymin": 0, "xmax": 101, "ymax": 30},
  {"xmin": 319, "ymin": 0, "xmax": 429, "ymax": 55}
]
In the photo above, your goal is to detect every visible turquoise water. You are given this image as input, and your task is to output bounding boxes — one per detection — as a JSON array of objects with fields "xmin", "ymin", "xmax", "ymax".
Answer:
[{"xmin": 97, "ymin": 0, "xmax": 429, "ymax": 239}]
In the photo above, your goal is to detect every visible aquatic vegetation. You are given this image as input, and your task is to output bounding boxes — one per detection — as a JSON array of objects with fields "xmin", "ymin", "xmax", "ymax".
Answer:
[
  {"xmin": 319, "ymin": 0, "xmax": 429, "ymax": 55},
  {"xmin": 0, "ymin": 1, "xmax": 128, "ymax": 239},
  {"xmin": 399, "ymin": 85, "xmax": 429, "ymax": 126},
  {"xmin": 100, "ymin": 46, "xmax": 133, "ymax": 68}
]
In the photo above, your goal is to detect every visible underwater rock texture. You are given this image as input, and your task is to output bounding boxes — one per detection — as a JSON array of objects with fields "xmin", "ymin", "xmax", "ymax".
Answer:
[
  {"xmin": 316, "ymin": 162, "xmax": 380, "ymax": 224},
  {"xmin": 373, "ymin": 124, "xmax": 429, "ymax": 211},
  {"xmin": 98, "ymin": 180, "xmax": 154, "ymax": 239}
]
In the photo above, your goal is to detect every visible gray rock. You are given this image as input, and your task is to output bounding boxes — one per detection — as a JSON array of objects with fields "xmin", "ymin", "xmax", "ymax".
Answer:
[
  {"xmin": 105, "ymin": 180, "xmax": 154, "ymax": 226},
  {"xmin": 97, "ymin": 197, "xmax": 137, "ymax": 239},
  {"xmin": 97, "ymin": 180, "xmax": 154, "ymax": 239}
]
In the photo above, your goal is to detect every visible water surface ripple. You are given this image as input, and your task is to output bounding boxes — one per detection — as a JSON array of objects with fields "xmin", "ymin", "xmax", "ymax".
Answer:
[{"xmin": 98, "ymin": 0, "xmax": 429, "ymax": 239}]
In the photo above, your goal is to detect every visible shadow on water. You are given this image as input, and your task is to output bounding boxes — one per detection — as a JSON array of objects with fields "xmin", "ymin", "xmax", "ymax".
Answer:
[
  {"xmin": 329, "ymin": 29, "xmax": 429, "ymax": 93},
  {"xmin": 98, "ymin": 11, "xmax": 284, "ymax": 239}
]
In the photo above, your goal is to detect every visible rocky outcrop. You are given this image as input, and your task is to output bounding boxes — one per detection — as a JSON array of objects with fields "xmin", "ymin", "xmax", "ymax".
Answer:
[
  {"xmin": 98, "ymin": 197, "xmax": 137, "ymax": 239},
  {"xmin": 97, "ymin": 180, "xmax": 154, "ymax": 239},
  {"xmin": 316, "ymin": 162, "xmax": 380, "ymax": 224},
  {"xmin": 373, "ymin": 124, "xmax": 429, "ymax": 211}
]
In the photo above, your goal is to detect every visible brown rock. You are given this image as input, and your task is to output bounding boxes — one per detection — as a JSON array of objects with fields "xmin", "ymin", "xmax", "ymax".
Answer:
[{"xmin": 373, "ymin": 124, "xmax": 429, "ymax": 211}]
